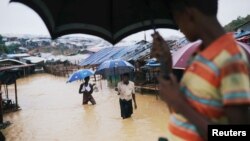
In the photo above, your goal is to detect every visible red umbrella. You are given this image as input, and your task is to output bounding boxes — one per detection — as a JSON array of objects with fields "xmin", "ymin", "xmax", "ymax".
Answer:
[
  {"xmin": 172, "ymin": 40, "xmax": 201, "ymax": 69},
  {"xmin": 237, "ymin": 36, "xmax": 250, "ymax": 43},
  {"xmin": 238, "ymin": 41, "xmax": 250, "ymax": 52},
  {"xmin": 172, "ymin": 41, "xmax": 250, "ymax": 69},
  {"xmin": 237, "ymin": 41, "xmax": 250, "ymax": 62}
]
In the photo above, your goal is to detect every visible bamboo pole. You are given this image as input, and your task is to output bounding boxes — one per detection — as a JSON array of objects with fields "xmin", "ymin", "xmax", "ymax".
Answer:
[
  {"xmin": 14, "ymin": 80, "xmax": 18, "ymax": 109},
  {"xmin": 100, "ymin": 76, "xmax": 102, "ymax": 90},
  {"xmin": 65, "ymin": 65, "xmax": 68, "ymax": 77},
  {"xmin": 0, "ymin": 82, "xmax": 3, "ymax": 124},
  {"xmin": 5, "ymin": 85, "xmax": 8, "ymax": 99}
]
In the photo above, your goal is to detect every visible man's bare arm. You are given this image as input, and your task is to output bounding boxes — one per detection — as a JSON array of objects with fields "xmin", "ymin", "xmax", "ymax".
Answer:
[{"xmin": 132, "ymin": 93, "xmax": 137, "ymax": 109}]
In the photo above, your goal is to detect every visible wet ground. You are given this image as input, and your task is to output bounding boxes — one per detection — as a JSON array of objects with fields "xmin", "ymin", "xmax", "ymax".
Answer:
[{"xmin": 2, "ymin": 73, "xmax": 170, "ymax": 141}]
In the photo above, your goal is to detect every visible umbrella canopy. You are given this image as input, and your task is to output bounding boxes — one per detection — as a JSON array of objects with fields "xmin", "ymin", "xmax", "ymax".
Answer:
[
  {"xmin": 145, "ymin": 59, "xmax": 160, "ymax": 68},
  {"xmin": 237, "ymin": 35, "xmax": 250, "ymax": 45},
  {"xmin": 172, "ymin": 41, "xmax": 250, "ymax": 69},
  {"xmin": 95, "ymin": 59, "xmax": 134, "ymax": 76},
  {"xmin": 10, "ymin": 0, "xmax": 177, "ymax": 44},
  {"xmin": 237, "ymin": 41, "xmax": 250, "ymax": 62},
  {"xmin": 172, "ymin": 40, "xmax": 202, "ymax": 69},
  {"xmin": 67, "ymin": 69, "xmax": 94, "ymax": 83},
  {"xmin": 146, "ymin": 63, "xmax": 160, "ymax": 67},
  {"xmin": 238, "ymin": 42, "xmax": 250, "ymax": 56},
  {"xmin": 235, "ymin": 31, "xmax": 250, "ymax": 39}
]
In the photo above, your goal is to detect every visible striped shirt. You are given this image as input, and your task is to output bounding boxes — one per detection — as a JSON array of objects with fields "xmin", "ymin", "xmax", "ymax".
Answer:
[{"xmin": 168, "ymin": 33, "xmax": 250, "ymax": 141}]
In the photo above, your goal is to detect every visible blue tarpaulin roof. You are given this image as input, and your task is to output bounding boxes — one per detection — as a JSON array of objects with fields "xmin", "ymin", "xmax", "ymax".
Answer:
[
  {"xmin": 123, "ymin": 43, "xmax": 151, "ymax": 61},
  {"xmin": 235, "ymin": 31, "xmax": 250, "ymax": 39},
  {"xmin": 80, "ymin": 48, "xmax": 106, "ymax": 66},
  {"xmin": 80, "ymin": 41, "xmax": 152, "ymax": 67},
  {"xmin": 80, "ymin": 47, "xmax": 124, "ymax": 66}
]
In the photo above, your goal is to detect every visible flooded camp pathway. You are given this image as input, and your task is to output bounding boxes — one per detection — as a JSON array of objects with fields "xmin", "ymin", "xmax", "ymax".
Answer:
[{"xmin": 2, "ymin": 73, "xmax": 170, "ymax": 141}]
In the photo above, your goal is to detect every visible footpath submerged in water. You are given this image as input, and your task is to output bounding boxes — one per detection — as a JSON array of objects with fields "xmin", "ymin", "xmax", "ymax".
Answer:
[{"xmin": 2, "ymin": 73, "xmax": 170, "ymax": 141}]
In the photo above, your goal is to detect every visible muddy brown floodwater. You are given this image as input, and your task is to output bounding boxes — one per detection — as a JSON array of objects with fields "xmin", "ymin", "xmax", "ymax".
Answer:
[{"xmin": 2, "ymin": 73, "xmax": 170, "ymax": 141}]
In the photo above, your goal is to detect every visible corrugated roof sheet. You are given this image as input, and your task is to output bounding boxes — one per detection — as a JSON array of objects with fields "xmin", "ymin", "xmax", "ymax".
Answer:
[
  {"xmin": 0, "ymin": 59, "xmax": 27, "ymax": 65},
  {"xmin": 7, "ymin": 53, "xmax": 30, "ymax": 58},
  {"xmin": 80, "ymin": 41, "xmax": 152, "ymax": 67}
]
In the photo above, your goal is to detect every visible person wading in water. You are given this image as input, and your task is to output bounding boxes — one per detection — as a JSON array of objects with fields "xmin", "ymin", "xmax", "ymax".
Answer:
[{"xmin": 79, "ymin": 76, "xmax": 96, "ymax": 105}]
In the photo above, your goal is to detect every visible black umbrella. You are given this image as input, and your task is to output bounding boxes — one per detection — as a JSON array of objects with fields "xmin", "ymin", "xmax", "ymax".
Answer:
[{"xmin": 10, "ymin": 0, "xmax": 177, "ymax": 44}]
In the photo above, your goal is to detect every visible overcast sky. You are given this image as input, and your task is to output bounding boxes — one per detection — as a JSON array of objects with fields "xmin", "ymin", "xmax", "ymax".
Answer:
[{"xmin": 0, "ymin": 0, "xmax": 249, "ymax": 42}]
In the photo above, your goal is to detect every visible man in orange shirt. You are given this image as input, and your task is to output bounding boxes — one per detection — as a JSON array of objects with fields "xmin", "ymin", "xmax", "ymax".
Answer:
[{"xmin": 152, "ymin": 0, "xmax": 250, "ymax": 140}]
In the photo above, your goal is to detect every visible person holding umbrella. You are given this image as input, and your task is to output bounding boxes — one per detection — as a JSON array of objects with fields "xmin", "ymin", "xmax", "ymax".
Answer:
[
  {"xmin": 117, "ymin": 73, "xmax": 137, "ymax": 119},
  {"xmin": 79, "ymin": 76, "xmax": 96, "ymax": 105},
  {"xmin": 151, "ymin": 0, "xmax": 250, "ymax": 141}
]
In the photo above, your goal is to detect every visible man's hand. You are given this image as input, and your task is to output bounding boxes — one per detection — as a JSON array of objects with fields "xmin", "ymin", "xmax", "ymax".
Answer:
[
  {"xmin": 132, "ymin": 93, "xmax": 137, "ymax": 110},
  {"xmin": 151, "ymin": 32, "xmax": 173, "ymax": 79},
  {"xmin": 151, "ymin": 32, "xmax": 172, "ymax": 62},
  {"xmin": 158, "ymin": 73, "xmax": 186, "ymax": 111},
  {"xmin": 158, "ymin": 73, "xmax": 209, "ymax": 139},
  {"xmin": 134, "ymin": 103, "xmax": 137, "ymax": 109}
]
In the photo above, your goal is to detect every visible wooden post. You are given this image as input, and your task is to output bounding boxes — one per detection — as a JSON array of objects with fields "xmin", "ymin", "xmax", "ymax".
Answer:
[
  {"xmin": 62, "ymin": 66, "xmax": 65, "ymax": 77},
  {"xmin": 100, "ymin": 75, "xmax": 102, "ymax": 90},
  {"xmin": 0, "ymin": 83, "xmax": 3, "ymax": 124},
  {"xmin": 114, "ymin": 67, "xmax": 116, "ymax": 86},
  {"xmin": 14, "ymin": 80, "xmax": 18, "ymax": 109},
  {"xmin": 65, "ymin": 65, "xmax": 68, "ymax": 77},
  {"xmin": 154, "ymin": 68, "xmax": 158, "ymax": 100},
  {"xmin": 93, "ymin": 66, "xmax": 97, "ymax": 82},
  {"xmin": 5, "ymin": 85, "xmax": 8, "ymax": 99},
  {"xmin": 94, "ymin": 75, "xmax": 97, "ymax": 82},
  {"xmin": 23, "ymin": 68, "xmax": 25, "ymax": 77}
]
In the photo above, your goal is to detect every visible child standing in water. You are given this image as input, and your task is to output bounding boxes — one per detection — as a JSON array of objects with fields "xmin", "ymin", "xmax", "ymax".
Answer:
[{"xmin": 79, "ymin": 76, "xmax": 96, "ymax": 105}]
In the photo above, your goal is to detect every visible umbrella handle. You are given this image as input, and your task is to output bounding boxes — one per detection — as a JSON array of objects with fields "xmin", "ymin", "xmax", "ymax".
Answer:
[
  {"xmin": 145, "ymin": 0, "xmax": 157, "ymax": 32},
  {"xmin": 151, "ymin": 18, "xmax": 157, "ymax": 33}
]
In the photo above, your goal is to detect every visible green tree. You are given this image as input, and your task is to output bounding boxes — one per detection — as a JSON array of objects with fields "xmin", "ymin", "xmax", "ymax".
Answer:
[
  {"xmin": 6, "ymin": 44, "xmax": 19, "ymax": 54},
  {"xmin": 224, "ymin": 15, "xmax": 250, "ymax": 32},
  {"xmin": 0, "ymin": 35, "xmax": 7, "ymax": 54},
  {"xmin": 0, "ymin": 44, "xmax": 8, "ymax": 54},
  {"xmin": 0, "ymin": 35, "xmax": 20, "ymax": 54},
  {"xmin": 0, "ymin": 35, "xmax": 3, "ymax": 44}
]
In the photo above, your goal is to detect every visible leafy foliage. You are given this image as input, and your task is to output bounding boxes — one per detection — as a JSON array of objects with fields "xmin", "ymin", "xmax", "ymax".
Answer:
[
  {"xmin": 0, "ymin": 35, "xmax": 19, "ymax": 54},
  {"xmin": 224, "ymin": 15, "xmax": 250, "ymax": 32}
]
